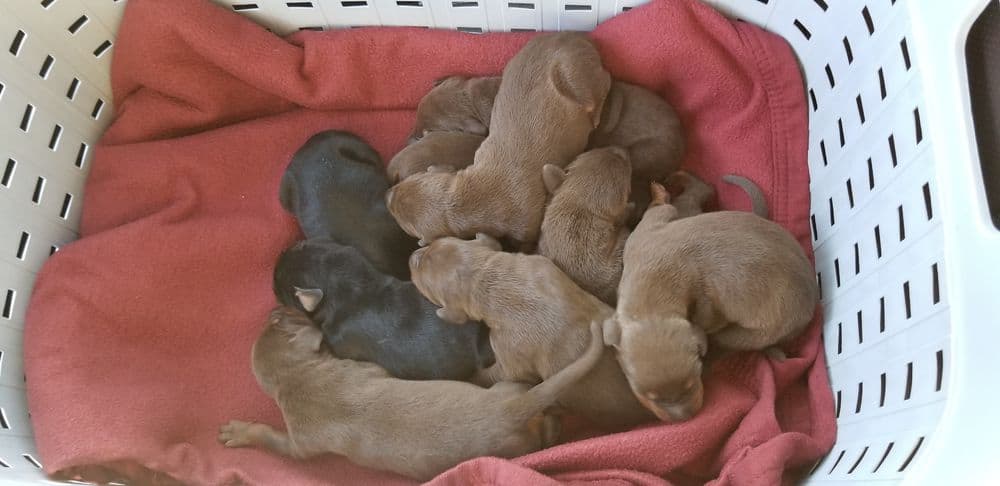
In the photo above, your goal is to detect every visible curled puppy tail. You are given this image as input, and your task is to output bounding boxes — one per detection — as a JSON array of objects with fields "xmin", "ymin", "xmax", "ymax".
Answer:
[
  {"xmin": 722, "ymin": 175, "xmax": 769, "ymax": 219},
  {"xmin": 510, "ymin": 321, "xmax": 605, "ymax": 422}
]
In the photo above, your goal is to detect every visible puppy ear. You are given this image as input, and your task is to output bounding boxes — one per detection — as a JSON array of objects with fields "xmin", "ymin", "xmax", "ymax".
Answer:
[
  {"xmin": 547, "ymin": 58, "xmax": 609, "ymax": 126},
  {"xmin": 542, "ymin": 164, "xmax": 567, "ymax": 193},
  {"xmin": 436, "ymin": 306, "xmax": 470, "ymax": 324},
  {"xmin": 603, "ymin": 315, "xmax": 622, "ymax": 349},
  {"xmin": 290, "ymin": 323, "xmax": 324, "ymax": 352},
  {"xmin": 426, "ymin": 165, "xmax": 455, "ymax": 174},
  {"xmin": 690, "ymin": 325, "xmax": 708, "ymax": 357},
  {"xmin": 294, "ymin": 287, "xmax": 324, "ymax": 313},
  {"xmin": 474, "ymin": 233, "xmax": 502, "ymax": 251}
]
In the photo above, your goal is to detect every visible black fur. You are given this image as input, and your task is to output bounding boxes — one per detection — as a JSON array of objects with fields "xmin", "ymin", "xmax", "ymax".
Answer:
[
  {"xmin": 279, "ymin": 130, "xmax": 418, "ymax": 280},
  {"xmin": 273, "ymin": 238, "xmax": 495, "ymax": 381}
]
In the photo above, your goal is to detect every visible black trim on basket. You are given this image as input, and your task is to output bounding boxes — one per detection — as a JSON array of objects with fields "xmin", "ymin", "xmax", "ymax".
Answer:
[
  {"xmin": 19, "ymin": 104, "xmax": 34, "ymax": 132},
  {"xmin": 0, "ymin": 407, "xmax": 8, "ymax": 429},
  {"xmin": 834, "ymin": 389, "xmax": 841, "ymax": 417},
  {"xmin": 93, "ymin": 40, "xmax": 112, "ymax": 57},
  {"xmin": 813, "ymin": 0, "xmax": 828, "ymax": 11},
  {"xmin": 231, "ymin": 3, "xmax": 258, "ymax": 11},
  {"xmin": 508, "ymin": 2, "xmax": 534, "ymax": 8},
  {"xmin": 862, "ymin": 6, "xmax": 874, "ymax": 35},
  {"xmin": 49, "ymin": 245, "xmax": 59, "ymax": 255},
  {"xmin": 903, "ymin": 280, "xmax": 911, "ymax": 318},
  {"xmin": 834, "ymin": 258, "xmax": 841, "ymax": 287},
  {"xmin": 810, "ymin": 214, "xmax": 818, "ymax": 241},
  {"xmin": 825, "ymin": 64, "xmax": 835, "ymax": 87},
  {"xmin": 931, "ymin": 263, "xmax": 940, "ymax": 304},
  {"xmin": 843, "ymin": 36, "xmax": 854, "ymax": 63},
  {"xmin": 897, "ymin": 205, "xmax": 906, "ymax": 241},
  {"xmin": 827, "ymin": 449, "xmax": 846, "ymax": 474},
  {"xmin": 60, "ymin": 193, "xmax": 73, "ymax": 219},
  {"xmin": 856, "ymin": 310, "xmax": 864, "ymax": 343},
  {"xmin": 75, "ymin": 143, "xmax": 88, "ymax": 168},
  {"xmin": 68, "ymin": 15, "xmax": 89, "ymax": 34},
  {"xmin": 511, "ymin": 28, "xmax": 536, "ymax": 32},
  {"xmin": 854, "ymin": 382, "xmax": 863, "ymax": 413},
  {"xmin": 903, "ymin": 362, "xmax": 913, "ymax": 399},
  {"xmin": 846, "ymin": 179, "xmax": 855, "ymax": 208},
  {"xmin": 914, "ymin": 107, "xmax": 923, "ymax": 143},
  {"xmin": 878, "ymin": 68, "xmax": 887, "ymax": 99},
  {"xmin": 66, "ymin": 77, "xmax": 80, "ymax": 99},
  {"xmin": 564, "ymin": 4, "xmax": 591, "ymax": 11},
  {"xmin": 872, "ymin": 442, "xmax": 894, "ymax": 473},
  {"xmin": 817, "ymin": 272, "xmax": 823, "ymax": 300},
  {"xmin": 793, "ymin": 19, "xmax": 811, "ymax": 40},
  {"xmin": 935, "ymin": 349, "xmax": 944, "ymax": 391},
  {"xmin": 41, "ymin": 0, "xmax": 56, "ymax": 7},
  {"xmin": 828, "ymin": 197, "xmax": 835, "ymax": 226},
  {"xmin": 853, "ymin": 242, "xmax": 860, "ymax": 274},
  {"xmin": 838, "ymin": 118, "xmax": 845, "ymax": 146},
  {"xmin": 286, "ymin": 1, "xmax": 314, "ymax": 7},
  {"xmin": 457, "ymin": 27, "xmax": 483, "ymax": 33},
  {"xmin": 341, "ymin": 0, "xmax": 367, "ymax": 5},
  {"xmin": 92, "ymin": 98, "xmax": 105, "ymax": 118},
  {"xmin": 897, "ymin": 437, "xmax": 924, "ymax": 472},
  {"xmin": 820, "ymin": 140, "xmax": 828, "ymax": 165},
  {"xmin": 16, "ymin": 232, "xmax": 29, "ymax": 260},
  {"xmin": 847, "ymin": 446, "xmax": 869, "ymax": 474},
  {"xmin": 809, "ymin": 88, "xmax": 818, "ymax": 111},
  {"xmin": 856, "ymin": 95, "xmax": 866, "ymax": 123},
  {"xmin": 2, "ymin": 290, "xmax": 13, "ymax": 319},
  {"xmin": 867, "ymin": 157, "xmax": 875, "ymax": 189},
  {"xmin": 48, "ymin": 124, "xmax": 62, "ymax": 150},
  {"xmin": 900, "ymin": 38, "xmax": 912, "ymax": 70},
  {"xmin": 39, "ymin": 55, "xmax": 54, "ymax": 78},
  {"xmin": 888, "ymin": 134, "xmax": 898, "ymax": 167},
  {"xmin": 922, "ymin": 183, "xmax": 933, "ymax": 219},
  {"xmin": 453, "ymin": 1, "xmax": 478, "ymax": 6},
  {"xmin": 879, "ymin": 296, "xmax": 886, "ymax": 332},
  {"xmin": 9, "ymin": 30, "xmax": 25, "ymax": 56},
  {"xmin": 879, "ymin": 372, "xmax": 887, "ymax": 406},
  {"xmin": 396, "ymin": 0, "xmax": 423, "ymax": 6},
  {"xmin": 31, "ymin": 177, "xmax": 44, "ymax": 204},
  {"xmin": 874, "ymin": 225, "xmax": 883, "ymax": 258},
  {"xmin": 22, "ymin": 454, "xmax": 41, "ymax": 468},
  {"xmin": 836, "ymin": 322, "xmax": 843, "ymax": 354},
  {"xmin": 1, "ymin": 159, "xmax": 13, "ymax": 187}
]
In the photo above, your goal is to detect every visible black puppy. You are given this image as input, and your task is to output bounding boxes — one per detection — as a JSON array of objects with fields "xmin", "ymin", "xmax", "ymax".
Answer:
[
  {"xmin": 273, "ymin": 237, "xmax": 495, "ymax": 381},
  {"xmin": 279, "ymin": 130, "xmax": 418, "ymax": 280}
]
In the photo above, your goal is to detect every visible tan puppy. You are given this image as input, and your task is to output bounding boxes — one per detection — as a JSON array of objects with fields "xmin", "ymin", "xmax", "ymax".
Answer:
[
  {"xmin": 387, "ymin": 33, "xmax": 611, "ymax": 246},
  {"xmin": 219, "ymin": 306, "xmax": 606, "ymax": 481},
  {"xmin": 537, "ymin": 147, "xmax": 633, "ymax": 305},
  {"xmin": 405, "ymin": 76, "xmax": 684, "ymax": 222},
  {"xmin": 387, "ymin": 131, "xmax": 483, "ymax": 183},
  {"xmin": 407, "ymin": 76, "xmax": 499, "ymax": 143},
  {"xmin": 604, "ymin": 183, "xmax": 818, "ymax": 422},
  {"xmin": 592, "ymin": 81, "xmax": 686, "ymax": 221},
  {"xmin": 410, "ymin": 234, "xmax": 655, "ymax": 429},
  {"xmin": 665, "ymin": 170, "xmax": 718, "ymax": 219}
]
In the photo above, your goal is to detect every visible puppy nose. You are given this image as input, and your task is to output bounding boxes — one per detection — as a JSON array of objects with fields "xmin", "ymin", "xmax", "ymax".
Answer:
[{"xmin": 664, "ymin": 404, "xmax": 696, "ymax": 422}]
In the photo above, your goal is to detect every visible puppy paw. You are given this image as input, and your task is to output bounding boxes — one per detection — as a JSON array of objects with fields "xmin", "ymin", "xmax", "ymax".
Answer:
[
  {"xmin": 764, "ymin": 347, "xmax": 787, "ymax": 361},
  {"xmin": 219, "ymin": 420, "xmax": 258, "ymax": 448},
  {"xmin": 649, "ymin": 182, "xmax": 670, "ymax": 207}
]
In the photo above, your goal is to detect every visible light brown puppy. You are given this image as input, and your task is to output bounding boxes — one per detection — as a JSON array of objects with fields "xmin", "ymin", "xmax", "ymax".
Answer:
[
  {"xmin": 387, "ymin": 33, "xmax": 611, "ymax": 246},
  {"xmin": 537, "ymin": 147, "xmax": 633, "ymax": 305},
  {"xmin": 219, "ymin": 306, "xmax": 606, "ymax": 481},
  {"xmin": 407, "ymin": 76, "xmax": 499, "ymax": 143},
  {"xmin": 410, "ymin": 234, "xmax": 655, "ymax": 429},
  {"xmin": 604, "ymin": 183, "xmax": 818, "ymax": 422},
  {"xmin": 387, "ymin": 131, "xmax": 483, "ymax": 183},
  {"xmin": 592, "ymin": 81, "xmax": 686, "ymax": 222},
  {"xmin": 405, "ymin": 76, "xmax": 684, "ymax": 224}
]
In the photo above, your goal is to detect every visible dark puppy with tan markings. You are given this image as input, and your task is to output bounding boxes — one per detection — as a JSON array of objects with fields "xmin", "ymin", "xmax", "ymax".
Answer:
[
  {"xmin": 220, "ymin": 306, "xmax": 606, "ymax": 481},
  {"xmin": 387, "ymin": 33, "xmax": 611, "ymax": 247},
  {"xmin": 604, "ymin": 183, "xmax": 818, "ymax": 422},
  {"xmin": 538, "ymin": 147, "xmax": 633, "ymax": 305},
  {"xmin": 279, "ymin": 130, "xmax": 417, "ymax": 280},
  {"xmin": 273, "ymin": 238, "xmax": 493, "ymax": 381},
  {"xmin": 410, "ymin": 234, "xmax": 655, "ymax": 429}
]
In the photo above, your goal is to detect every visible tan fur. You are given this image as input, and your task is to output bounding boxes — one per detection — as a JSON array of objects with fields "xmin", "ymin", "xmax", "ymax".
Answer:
[
  {"xmin": 220, "ymin": 306, "xmax": 606, "ymax": 481},
  {"xmin": 537, "ymin": 147, "xmax": 632, "ymax": 305},
  {"xmin": 606, "ymin": 189, "xmax": 818, "ymax": 422},
  {"xmin": 387, "ymin": 131, "xmax": 483, "ymax": 183},
  {"xmin": 410, "ymin": 235, "xmax": 655, "ymax": 429},
  {"xmin": 387, "ymin": 33, "xmax": 611, "ymax": 246},
  {"xmin": 408, "ymin": 76, "xmax": 500, "ymax": 143},
  {"xmin": 664, "ymin": 170, "xmax": 717, "ymax": 219}
]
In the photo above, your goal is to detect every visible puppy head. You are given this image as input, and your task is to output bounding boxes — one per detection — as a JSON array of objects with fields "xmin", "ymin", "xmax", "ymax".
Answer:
[
  {"xmin": 273, "ymin": 238, "xmax": 387, "ymax": 316},
  {"xmin": 546, "ymin": 147, "xmax": 632, "ymax": 221},
  {"xmin": 546, "ymin": 35, "xmax": 611, "ymax": 127},
  {"xmin": 604, "ymin": 315, "xmax": 707, "ymax": 422},
  {"xmin": 409, "ymin": 234, "xmax": 501, "ymax": 324},
  {"xmin": 385, "ymin": 169, "xmax": 458, "ymax": 245},
  {"xmin": 252, "ymin": 306, "xmax": 325, "ymax": 394},
  {"xmin": 409, "ymin": 76, "xmax": 490, "ymax": 143}
]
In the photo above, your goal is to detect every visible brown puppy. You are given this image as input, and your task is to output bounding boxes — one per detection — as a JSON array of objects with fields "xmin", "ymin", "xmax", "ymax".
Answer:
[
  {"xmin": 665, "ymin": 170, "xmax": 718, "ymax": 219},
  {"xmin": 592, "ymin": 81, "xmax": 686, "ymax": 222},
  {"xmin": 537, "ymin": 147, "xmax": 633, "ymax": 305},
  {"xmin": 407, "ymin": 76, "xmax": 499, "ymax": 143},
  {"xmin": 220, "ymin": 306, "xmax": 606, "ymax": 481},
  {"xmin": 604, "ymin": 183, "xmax": 818, "ymax": 422},
  {"xmin": 387, "ymin": 33, "xmax": 611, "ymax": 246},
  {"xmin": 410, "ymin": 234, "xmax": 655, "ymax": 429},
  {"xmin": 387, "ymin": 131, "xmax": 483, "ymax": 183},
  {"xmin": 405, "ymin": 76, "xmax": 684, "ymax": 223}
]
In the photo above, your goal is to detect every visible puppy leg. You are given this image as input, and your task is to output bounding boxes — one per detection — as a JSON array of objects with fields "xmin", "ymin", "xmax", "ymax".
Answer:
[{"xmin": 219, "ymin": 421, "xmax": 311, "ymax": 459}]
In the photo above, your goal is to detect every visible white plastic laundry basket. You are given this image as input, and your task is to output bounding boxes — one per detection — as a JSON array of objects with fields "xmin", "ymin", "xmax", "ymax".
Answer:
[{"xmin": 1, "ymin": 0, "xmax": 997, "ymax": 484}]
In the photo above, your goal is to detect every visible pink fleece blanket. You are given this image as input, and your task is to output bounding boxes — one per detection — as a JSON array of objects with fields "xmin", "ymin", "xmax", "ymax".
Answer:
[{"xmin": 24, "ymin": 0, "xmax": 834, "ymax": 484}]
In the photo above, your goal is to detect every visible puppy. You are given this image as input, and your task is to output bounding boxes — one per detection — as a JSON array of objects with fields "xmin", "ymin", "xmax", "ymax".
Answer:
[
  {"xmin": 410, "ymin": 234, "xmax": 655, "ymax": 429},
  {"xmin": 274, "ymin": 237, "xmax": 493, "ymax": 381},
  {"xmin": 387, "ymin": 131, "xmax": 483, "ymax": 183},
  {"xmin": 387, "ymin": 33, "xmax": 611, "ymax": 247},
  {"xmin": 406, "ymin": 76, "xmax": 684, "ymax": 223},
  {"xmin": 591, "ymin": 81, "xmax": 686, "ymax": 222},
  {"xmin": 604, "ymin": 183, "xmax": 818, "ymax": 422},
  {"xmin": 407, "ymin": 76, "xmax": 500, "ymax": 143},
  {"xmin": 537, "ymin": 147, "xmax": 632, "ymax": 305},
  {"xmin": 220, "ymin": 306, "xmax": 606, "ymax": 481},
  {"xmin": 279, "ymin": 130, "xmax": 417, "ymax": 280}
]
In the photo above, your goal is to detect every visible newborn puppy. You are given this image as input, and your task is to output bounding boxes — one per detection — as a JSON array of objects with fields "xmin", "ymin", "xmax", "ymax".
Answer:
[
  {"xmin": 279, "ymin": 130, "xmax": 417, "ymax": 280},
  {"xmin": 407, "ymin": 76, "xmax": 500, "ymax": 143},
  {"xmin": 273, "ymin": 237, "xmax": 493, "ymax": 381},
  {"xmin": 537, "ymin": 147, "xmax": 633, "ymax": 305},
  {"xmin": 410, "ymin": 234, "xmax": 655, "ymax": 429},
  {"xmin": 604, "ymin": 183, "xmax": 818, "ymax": 422},
  {"xmin": 220, "ymin": 306, "xmax": 606, "ymax": 481},
  {"xmin": 592, "ymin": 81, "xmax": 686, "ymax": 222},
  {"xmin": 387, "ymin": 131, "xmax": 483, "ymax": 183},
  {"xmin": 387, "ymin": 33, "xmax": 611, "ymax": 246}
]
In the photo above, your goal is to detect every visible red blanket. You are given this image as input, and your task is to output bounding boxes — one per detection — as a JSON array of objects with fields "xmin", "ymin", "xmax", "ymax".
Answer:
[{"xmin": 24, "ymin": 0, "xmax": 834, "ymax": 484}]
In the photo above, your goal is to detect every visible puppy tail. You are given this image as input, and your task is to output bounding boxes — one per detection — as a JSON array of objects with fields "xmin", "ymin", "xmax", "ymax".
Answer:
[
  {"xmin": 511, "ymin": 321, "xmax": 605, "ymax": 421},
  {"xmin": 722, "ymin": 174, "xmax": 769, "ymax": 219}
]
